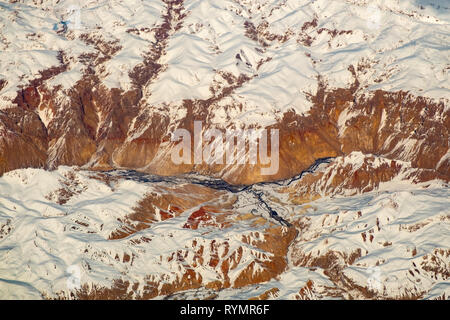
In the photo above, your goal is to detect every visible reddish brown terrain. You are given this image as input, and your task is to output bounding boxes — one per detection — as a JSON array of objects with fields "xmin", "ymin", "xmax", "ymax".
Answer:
[{"xmin": 0, "ymin": 0, "xmax": 448, "ymax": 301}]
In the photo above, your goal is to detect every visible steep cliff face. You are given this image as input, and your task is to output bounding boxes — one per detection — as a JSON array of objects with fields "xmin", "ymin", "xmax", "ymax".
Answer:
[
  {"xmin": 0, "ymin": 0, "xmax": 448, "ymax": 184},
  {"xmin": 2, "ymin": 73, "xmax": 448, "ymax": 184},
  {"xmin": 280, "ymin": 152, "xmax": 448, "ymax": 204}
]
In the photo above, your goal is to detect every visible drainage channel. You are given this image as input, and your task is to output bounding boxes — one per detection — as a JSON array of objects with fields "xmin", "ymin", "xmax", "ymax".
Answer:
[{"xmin": 108, "ymin": 157, "xmax": 334, "ymax": 228}]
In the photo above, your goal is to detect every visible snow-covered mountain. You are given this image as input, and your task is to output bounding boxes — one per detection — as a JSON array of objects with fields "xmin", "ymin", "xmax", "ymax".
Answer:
[
  {"xmin": 0, "ymin": 165, "xmax": 448, "ymax": 299},
  {"xmin": 0, "ymin": 0, "xmax": 449, "ymax": 300},
  {"xmin": 0, "ymin": 0, "xmax": 448, "ymax": 183}
]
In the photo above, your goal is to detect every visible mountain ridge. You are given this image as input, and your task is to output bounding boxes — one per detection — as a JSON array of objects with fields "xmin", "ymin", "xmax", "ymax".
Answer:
[{"xmin": 0, "ymin": 0, "xmax": 448, "ymax": 184}]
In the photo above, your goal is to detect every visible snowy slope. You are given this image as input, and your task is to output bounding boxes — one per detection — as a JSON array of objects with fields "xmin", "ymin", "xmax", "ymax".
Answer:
[
  {"xmin": 0, "ymin": 0, "xmax": 448, "ymax": 185},
  {"xmin": 0, "ymin": 167, "xmax": 292, "ymax": 299},
  {"xmin": 1, "ymin": 0, "xmax": 449, "ymax": 121},
  {"xmin": 0, "ymin": 0, "xmax": 449, "ymax": 300},
  {"xmin": 0, "ymin": 166, "xmax": 448, "ymax": 299},
  {"xmin": 174, "ymin": 188, "xmax": 450, "ymax": 300}
]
